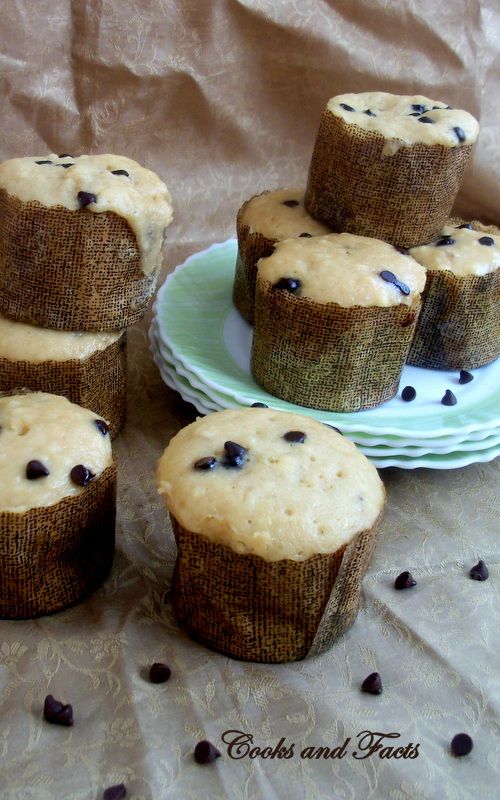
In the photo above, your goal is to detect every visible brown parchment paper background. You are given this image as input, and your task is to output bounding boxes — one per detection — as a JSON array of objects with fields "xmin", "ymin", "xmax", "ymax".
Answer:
[{"xmin": 0, "ymin": 2, "xmax": 498, "ymax": 799}]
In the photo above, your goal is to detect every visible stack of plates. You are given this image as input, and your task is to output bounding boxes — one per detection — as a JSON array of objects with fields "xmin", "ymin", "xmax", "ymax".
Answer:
[{"xmin": 150, "ymin": 239, "xmax": 500, "ymax": 469}]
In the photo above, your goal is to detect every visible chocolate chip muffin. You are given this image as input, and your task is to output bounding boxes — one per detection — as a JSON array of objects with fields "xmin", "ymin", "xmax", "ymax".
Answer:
[
  {"xmin": 407, "ymin": 220, "xmax": 500, "ymax": 369},
  {"xmin": 0, "ymin": 154, "xmax": 173, "ymax": 330},
  {"xmin": 157, "ymin": 407, "xmax": 385, "ymax": 663},
  {"xmin": 305, "ymin": 91, "xmax": 479, "ymax": 248},
  {"xmin": 0, "ymin": 313, "xmax": 126, "ymax": 437},
  {"xmin": 0, "ymin": 392, "xmax": 116, "ymax": 619},
  {"xmin": 251, "ymin": 233, "xmax": 426, "ymax": 412},
  {"xmin": 233, "ymin": 188, "xmax": 331, "ymax": 323}
]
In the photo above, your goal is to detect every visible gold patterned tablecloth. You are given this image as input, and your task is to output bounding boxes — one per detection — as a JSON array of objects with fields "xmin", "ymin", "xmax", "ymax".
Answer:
[{"xmin": 0, "ymin": 2, "xmax": 499, "ymax": 798}]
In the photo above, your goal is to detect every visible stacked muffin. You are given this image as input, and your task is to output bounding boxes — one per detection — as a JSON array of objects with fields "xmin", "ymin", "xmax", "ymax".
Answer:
[{"xmin": 0, "ymin": 152, "xmax": 174, "ymax": 436}]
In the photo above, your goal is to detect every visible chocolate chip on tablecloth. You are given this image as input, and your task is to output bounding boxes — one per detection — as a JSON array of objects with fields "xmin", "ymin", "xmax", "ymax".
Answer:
[
  {"xmin": 43, "ymin": 694, "xmax": 73, "ymax": 726},
  {"xmin": 379, "ymin": 271, "xmax": 410, "ymax": 296},
  {"xmin": 70, "ymin": 464, "xmax": 95, "ymax": 486},
  {"xmin": 401, "ymin": 386, "xmax": 417, "ymax": 402},
  {"xmin": 273, "ymin": 277, "xmax": 301, "ymax": 293},
  {"xmin": 441, "ymin": 390, "xmax": 457, "ymax": 406},
  {"xmin": 194, "ymin": 740, "xmax": 221, "ymax": 764},
  {"xmin": 251, "ymin": 402, "xmax": 268, "ymax": 407},
  {"xmin": 149, "ymin": 662, "xmax": 172, "ymax": 683},
  {"xmin": 95, "ymin": 419, "xmax": 110, "ymax": 436},
  {"xmin": 283, "ymin": 431, "xmax": 306, "ymax": 443},
  {"xmin": 451, "ymin": 733, "xmax": 473, "ymax": 757},
  {"xmin": 361, "ymin": 672, "xmax": 383, "ymax": 695},
  {"xmin": 469, "ymin": 559, "xmax": 489, "ymax": 581},
  {"xmin": 26, "ymin": 460, "xmax": 50, "ymax": 480},
  {"xmin": 282, "ymin": 199, "xmax": 300, "ymax": 207},
  {"xmin": 103, "ymin": 784, "xmax": 127, "ymax": 800},
  {"xmin": 478, "ymin": 236, "xmax": 495, "ymax": 246},
  {"xmin": 459, "ymin": 370, "xmax": 474, "ymax": 384},
  {"xmin": 222, "ymin": 441, "xmax": 247, "ymax": 468},
  {"xmin": 77, "ymin": 191, "xmax": 97, "ymax": 208},
  {"xmin": 394, "ymin": 570, "xmax": 417, "ymax": 590}
]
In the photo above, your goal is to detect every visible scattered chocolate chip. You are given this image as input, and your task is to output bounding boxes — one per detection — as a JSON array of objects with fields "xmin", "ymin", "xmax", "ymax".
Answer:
[
  {"xmin": 340, "ymin": 103, "xmax": 355, "ymax": 111},
  {"xmin": 282, "ymin": 199, "xmax": 299, "ymax": 207},
  {"xmin": 251, "ymin": 402, "xmax": 268, "ymax": 408},
  {"xmin": 451, "ymin": 733, "xmax": 473, "ymax": 757},
  {"xmin": 193, "ymin": 456, "xmax": 217, "ymax": 470},
  {"xmin": 26, "ymin": 460, "xmax": 50, "ymax": 480},
  {"xmin": 299, "ymin": 232, "xmax": 312, "ymax": 237},
  {"xmin": 441, "ymin": 389, "xmax": 457, "ymax": 406},
  {"xmin": 436, "ymin": 235, "xmax": 455, "ymax": 247},
  {"xmin": 35, "ymin": 160, "xmax": 53, "ymax": 165},
  {"xmin": 58, "ymin": 153, "xmax": 73, "ymax": 158},
  {"xmin": 149, "ymin": 662, "xmax": 171, "ymax": 683},
  {"xmin": 363, "ymin": 108, "xmax": 376, "ymax": 116},
  {"xmin": 273, "ymin": 277, "xmax": 301, "ymax": 293},
  {"xmin": 469, "ymin": 559, "xmax": 489, "ymax": 581},
  {"xmin": 111, "ymin": 169, "xmax": 129, "ymax": 177},
  {"xmin": 95, "ymin": 419, "xmax": 110, "ymax": 435},
  {"xmin": 361, "ymin": 672, "xmax": 382, "ymax": 695},
  {"xmin": 401, "ymin": 386, "xmax": 416, "ymax": 402},
  {"xmin": 60, "ymin": 163, "xmax": 73, "ymax": 168},
  {"xmin": 43, "ymin": 694, "xmax": 73, "ymax": 726},
  {"xmin": 283, "ymin": 430, "xmax": 306, "ymax": 443},
  {"xmin": 411, "ymin": 103, "xmax": 426, "ymax": 113},
  {"xmin": 379, "ymin": 270, "xmax": 410, "ymax": 296},
  {"xmin": 418, "ymin": 116, "xmax": 434, "ymax": 124},
  {"xmin": 77, "ymin": 190, "xmax": 97, "ymax": 208},
  {"xmin": 394, "ymin": 570, "xmax": 417, "ymax": 590},
  {"xmin": 456, "ymin": 223, "xmax": 473, "ymax": 229},
  {"xmin": 222, "ymin": 441, "xmax": 247, "ymax": 468},
  {"xmin": 478, "ymin": 236, "xmax": 494, "ymax": 246},
  {"xmin": 103, "ymin": 785, "xmax": 127, "ymax": 800},
  {"xmin": 459, "ymin": 370, "xmax": 474, "ymax": 384},
  {"xmin": 453, "ymin": 126, "xmax": 466, "ymax": 144},
  {"xmin": 70, "ymin": 464, "xmax": 95, "ymax": 486},
  {"xmin": 194, "ymin": 740, "xmax": 221, "ymax": 764}
]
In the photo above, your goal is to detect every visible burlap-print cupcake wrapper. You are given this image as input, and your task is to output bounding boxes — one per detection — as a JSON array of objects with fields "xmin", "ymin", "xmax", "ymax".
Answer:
[
  {"xmin": 408, "ymin": 219, "xmax": 500, "ymax": 370},
  {"xmin": 0, "ymin": 333, "xmax": 127, "ymax": 438},
  {"xmin": 251, "ymin": 278, "xmax": 421, "ymax": 412},
  {"xmin": 0, "ymin": 191, "xmax": 162, "ymax": 331},
  {"xmin": 233, "ymin": 194, "xmax": 277, "ymax": 323},
  {"xmin": 304, "ymin": 110, "xmax": 473, "ymax": 248},
  {"xmin": 0, "ymin": 461, "xmax": 116, "ymax": 620},
  {"xmin": 170, "ymin": 514, "xmax": 380, "ymax": 663}
]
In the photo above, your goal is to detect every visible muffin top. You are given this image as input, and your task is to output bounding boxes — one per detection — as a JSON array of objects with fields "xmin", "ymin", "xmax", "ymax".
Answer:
[
  {"xmin": 239, "ymin": 188, "xmax": 331, "ymax": 240},
  {"xmin": 157, "ymin": 407, "xmax": 385, "ymax": 562},
  {"xmin": 257, "ymin": 232, "xmax": 426, "ymax": 307},
  {"xmin": 0, "ymin": 392, "xmax": 113, "ymax": 513},
  {"xmin": 327, "ymin": 91, "xmax": 479, "ymax": 148},
  {"xmin": 410, "ymin": 224, "xmax": 500, "ymax": 277},
  {"xmin": 0, "ymin": 313, "xmax": 123, "ymax": 363},
  {"xmin": 0, "ymin": 154, "xmax": 174, "ymax": 274}
]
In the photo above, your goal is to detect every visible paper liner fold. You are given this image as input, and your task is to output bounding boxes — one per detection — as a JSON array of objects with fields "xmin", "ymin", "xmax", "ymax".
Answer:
[
  {"xmin": 0, "ymin": 462, "xmax": 116, "ymax": 620},
  {"xmin": 304, "ymin": 110, "xmax": 473, "ymax": 248},
  {"xmin": 0, "ymin": 192, "xmax": 160, "ymax": 331},
  {"xmin": 251, "ymin": 278, "xmax": 421, "ymax": 412},
  {"xmin": 170, "ymin": 516, "xmax": 379, "ymax": 663},
  {"xmin": 0, "ymin": 334, "xmax": 127, "ymax": 438}
]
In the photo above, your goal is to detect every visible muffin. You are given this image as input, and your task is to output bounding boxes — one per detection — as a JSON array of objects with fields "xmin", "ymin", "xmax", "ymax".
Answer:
[
  {"xmin": 0, "ymin": 313, "xmax": 126, "ymax": 438},
  {"xmin": 407, "ymin": 220, "xmax": 500, "ymax": 370},
  {"xmin": 0, "ymin": 392, "xmax": 116, "ymax": 619},
  {"xmin": 305, "ymin": 91, "xmax": 479, "ymax": 248},
  {"xmin": 251, "ymin": 233, "xmax": 426, "ymax": 412},
  {"xmin": 157, "ymin": 407, "xmax": 385, "ymax": 663},
  {"xmin": 233, "ymin": 188, "xmax": 331, "ymax": 322},
  {"xmin": 0, "ymin": 154, "xmax": 173, "ymax": 330}
]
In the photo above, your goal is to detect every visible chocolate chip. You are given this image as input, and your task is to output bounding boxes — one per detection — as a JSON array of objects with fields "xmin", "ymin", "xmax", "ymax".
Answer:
[
  {"xmin": 193, "ymin": 456, "xmax": 217, "ymax": 470},
  {"xmin": 299, "ymin": 232, "xmax": 312, "ymax": 237},
  {"xmin": 361, "ymin": 672, "xmax": 382, "ymax": 695},
  {"xmin": 251, "ymin": 402, "xmax": 268, "ymax": 408},
  {"xmin": 441, "ymin": 389, "xmax": 457, "ymax": 406},
  {"xmin": 95, "ymin": 419, "xmax": 110, "ymax": 435},
  {"xmin": 394, "ymin": 570, "xmax": 417, "ymax": 590},
  {"xmin": 283, "ymin": 430, "xmax": 306, "ymax": 443},
  {"xmin": 401, "ymin": 386, "xmax": 416, "ymax": 402},
  {"xmin": 111, "ymin": 169, "xmax": 129, "ymax": 177},
  {"xmin": 411, "ymin": 103, "xmax": 426, "ymax": 113},
  {"xmin": 363, "ymin": 108, "xmax": 376, "ymax": 116},
  {"xmin": 407, "ymin": 112, "xmax": 422, "ymax": 117},
  {"xmin": 35, "ymin": 160, "xmax": 53, "ymax": 165},
  {"xmin": 451, "ymin": 733, "xmax": 473, "ymax": 757},
  {"xmin": 418, "ymin": 116, "xmax": 434, "ymax": 124},
  {"xmin": 77, "ymin": 191, "xmax": 97, "ymax": 208},
  {"xmin": 432, "ymin": 105, "xmax": 446, "ymax": 110},
  {"xmin": 478, "ymin": 236, "xmax": 494, "ymax": 246},
  {"xmin": 453, "ymin": 126, "xmax": 466, "ymax": 144},
  {"xmin": 149, "ymin": 662, "xmax": 171, "ymax": 683},
  {"xmin": 222, "ymin": 441, "xmax": 247, "ymax": 468},
  {"xmin": 273, "ymin": 277, "xmax": 301, "ymax": 293},
  {"xmin": 456, "ymin": 223, "xmax": 473, "ymax": 229},
  {"xmin": 340, "ymin": 103, "xmax": 355, "ymax": 111},
  {"xmin": 70, "ymin": 464, "xmax": 95, "ymax": 486},
  {"xmin": 436, "ymin": 235, "xmax": 455, "ymax": 246},
  {"xmin": 469, "ymin": 559, "xmax": 489, "ymax": 581},
  {"xmin": 60, "ymin": 163, "xmax": 73, "ymax": 168},
  {"xmin": 282, "ymin": 199, "xmax": 299, "ymax": 207},
  {"xmin": 379, "ymin": 270, "xmax": 410, "ymax": 296},
  {"xmin": 43, "ymin": 694, "xmax": 73, "ymax": 726},
  {"xmin": 26, "ymin": 460, "xmax": 50, "ymax": 480},
  {"xmin": 395, "ymin": 245, "xmax": 410, "ymax": 255},
  {"xmin": 459, "ymin": 370, "xmax": 474, "ymax": 384},
  {"xmin": 58, "ymin": 153, "xmax": 73, "ymax": 158},
  {"xmin": 194, "ymin": 740, "xmax": 221, "ymax": 764},
  {"xmin": 103, "ymin": 785, "xmax": 127, "ymax": 800}
]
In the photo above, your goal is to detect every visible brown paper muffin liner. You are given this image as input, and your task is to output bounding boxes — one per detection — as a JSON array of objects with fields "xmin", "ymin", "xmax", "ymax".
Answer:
[
  {"xmin": 304, "ymin": 110, "xmax": 473, "ymax": 248},
  {"xmin": 407, "ymin": 219, "xmax": 500, "ymax": 370},
  {"xmin": 170, "ymin": 514, "xmax": 380, "ymax": 663},
  {"xmin": 0, "ymin": 191, "xmax": 161, "ymax": 331},
  {"xmin": 233, "ymin": 194, "xmax": 278, "ymax": 323},
  {"xmin": 251, "ymin": 278, "xmax": 421, "ymax": 412},
  {"xmin": 0, "ymin": 333, "xmax": 127, "ymax": 438},
  {"xmin": 0, "ymin": 461, "xmax": 116, "ymax": 620}
]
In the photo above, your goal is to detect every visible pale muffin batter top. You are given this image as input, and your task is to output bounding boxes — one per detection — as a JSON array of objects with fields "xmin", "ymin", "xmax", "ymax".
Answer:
[
  {"xmin": 240, "ymin": 188, "xmax": 331, "ymax": 240},
  {"xmin": 157, "ymin": 407, "xmax": 385, "ymax": 562},
  {"xmin": 410, "ymin": 225, "xmax": 500, "ymax": 277}
]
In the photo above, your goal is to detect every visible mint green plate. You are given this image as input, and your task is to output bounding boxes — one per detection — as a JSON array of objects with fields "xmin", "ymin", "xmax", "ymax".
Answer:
[{"xmin": 155, "ymin": 240, "xmax": 500, "ymax": 440}]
